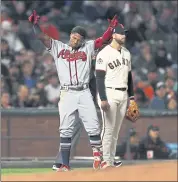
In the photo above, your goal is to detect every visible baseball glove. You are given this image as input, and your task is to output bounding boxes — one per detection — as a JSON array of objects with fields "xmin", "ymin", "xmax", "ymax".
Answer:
[{"xmin": 126, "ymin": 100, "xmax": 140, "ymax": 123}]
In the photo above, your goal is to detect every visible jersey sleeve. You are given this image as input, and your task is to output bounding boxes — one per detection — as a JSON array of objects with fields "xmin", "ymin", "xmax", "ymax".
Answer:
[
  {"xmin": 95, "ymin": 52, "xmax": 108, "ymax": 71},
  {"xmin": 86, "ymin": 40, "xmax": 95, "ymax": 56},
  {"xmin": 46, "ymin": 39, "xmax": 63, "ymax": 59}
]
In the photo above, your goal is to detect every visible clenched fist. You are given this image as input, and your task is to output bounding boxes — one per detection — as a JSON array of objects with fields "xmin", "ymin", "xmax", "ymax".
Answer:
[
  {"xmin": 108, "ymin": 15, "xmax": 119, "ymax": 28},
  {"xmin": 28, "ymin": 10, "xmax": 40, "ymax": 25}
]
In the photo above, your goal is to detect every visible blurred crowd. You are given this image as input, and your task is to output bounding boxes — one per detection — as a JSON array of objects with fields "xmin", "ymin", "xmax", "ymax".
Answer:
[
  {"xmin": 1, "ymin": 0, "xmax": 177, "ymax": 109},
  {"xmin": 115, "ymin": 125, "xmax": 178, "ymax": 160}
]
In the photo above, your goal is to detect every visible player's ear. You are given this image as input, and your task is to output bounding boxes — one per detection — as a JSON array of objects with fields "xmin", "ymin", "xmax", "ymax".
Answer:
[
  {"xmin": 112, "ymin": 33, "xmax": 116, "ymax": 39},
  {"xmin": 70, "ymin": 33, "xmax": 73, "ymax": 39}
]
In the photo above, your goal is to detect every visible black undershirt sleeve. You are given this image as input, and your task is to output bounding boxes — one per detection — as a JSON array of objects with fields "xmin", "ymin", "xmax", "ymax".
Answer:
[
  {"xmin": 96, "ymin": 70, "xmax": 107, "ymax": 101},
  {"xmin": 128, "ymin": 71, "xmax": 134, "ymax": 99}
]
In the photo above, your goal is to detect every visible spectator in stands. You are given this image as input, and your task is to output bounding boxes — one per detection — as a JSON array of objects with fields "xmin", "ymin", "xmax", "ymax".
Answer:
[
  {"xmin": 1, "ymin": 20, "xmax": 24, "ymax": 53},
  {"xmin": 134, "ymin": 88, "xmax": 149, "ymax": 108},
  {"xmin": 1, "ymin": 76, "xmax": 10, "ymax": 95},
  {"xmin": 12, "ymin": 85, "xmax": 38, "ymax": 107},
  {"xmin": 82, "ymin": 1, "xmax": 102, "ymax": 21},
  {"xmin": 145, "ymin": 17, "xmax": 166, "ymax": 42},
  {"xmin": 165, "ymin": 78, "xmax": 177, "ymax": 110},
  {"xmin": 154, "ymin": 40, "xmax": 172, "ymax": 69},
  {"xmin": 166, "ymin": 67, "xmax": 177, "ymax": 81},
  {"xmin": 20, "ymin": 60, "xmax": 37, "ymax": 90},
  {"xmin": 1, "ymin": 1, "xmax": 177, "ymax": 109},
  {"xmin": 42, "ymin": 52, "xmax": 56, "ymax": 73},
  {"xmin": 44, "ymin": 74, "xmax": 60, "ymax": 107},
  {"xmin": 1, "ymin": 38, "xmax": 15, "ymax": 68},
  {"xmin": 1, "ymin": 63, "xmax": 13, "ymax": 95},
  {"xmin": 1, "ymin": 91, "xmax": 12, "ymax": 109},
  {"xmin": 1, "ymin": 8, "xmax": 13, "ymax": 23},
  {"xmin": 165, "ymin": 77, "xmax": 176, "ymax": 97},
  {"xmin": 31, "ymin": 76, "xmax": 48, "ymax": 108},
  {"xmin": 116, "ymin": 128, "xmax": 139, "ymax": 160},
  {"xmin": 124, "ymin": 2, "xmax": 147, "ymax": 48},
  {"xmin": 136, "ymin": 81, "xmax": 154, "ymax": 101},
  {"xmin": 146, "ymin": 68, "xmax": 159, "ymax": 91},
  {"xmin": 11, "ymin": 1, "xmax": 28, "ymax": 21},
  {"xmin": 9, "ymin": 63, "xmax": 21, "ymax": 97},
  {"xmin": 138, "ymin": 125, "xmax": 172, "ymax": 159},
  {"xmin": 149, "ymin": 82, "xmax": 167, "ymax": 110},
  {"xmin": 134, "ymin": 42, "xmax": 157, "ymax": 77},
  {"xmin": 64, "ymin": 1, "xmax": 84, "ymax": 16},
  {"xmin": 14, "ymin": 50, "xmax": 36, "ymax": 66},
  {"xmin": 167, "ymin": 97, "xmax": 177, "ymax": 110}
]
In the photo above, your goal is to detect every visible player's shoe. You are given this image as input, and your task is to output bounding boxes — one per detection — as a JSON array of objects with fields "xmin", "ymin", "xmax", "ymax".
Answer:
[
  {"xmin": 52, "ymin": 163, "xmax": 62, "ymax": 171},
  {"xmin": 114, "ymin": 161, "xmax": 122, "ymax": 167},
  {"xmin": 56, "ymin": 164, "xmax": 70, "ymax": 172},
  {"xmin": 100, "ymin": 161, "xmax": 112, "ymax": 169},
  {"xmin": 52, "ymin": 163, "xmax": 70, "ymax": 172},
  {"xmin": 93, "ymin": 151, "xmax": 102, "ymax": 170}
]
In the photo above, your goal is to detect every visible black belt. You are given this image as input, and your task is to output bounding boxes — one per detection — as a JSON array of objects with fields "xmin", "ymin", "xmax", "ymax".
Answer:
[
  {"xmin": 107, "ymin": 87, "xmax": 127, "ymax": 91},
  {"xmin": 61, "ymin": 84, "xmax": 89, "ymax": 91}
]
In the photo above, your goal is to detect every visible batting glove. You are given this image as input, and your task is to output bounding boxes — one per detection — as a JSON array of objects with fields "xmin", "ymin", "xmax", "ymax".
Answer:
[
  {"xmin": 28, "ymin": 10, "xmax": 40, "ymax": 25},
  {"xmin": 108, "ymin": 15, "xmax": 119, "ymax": 28}
]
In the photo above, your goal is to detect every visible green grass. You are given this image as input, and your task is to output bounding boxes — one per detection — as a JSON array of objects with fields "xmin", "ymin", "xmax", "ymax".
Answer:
[
  {"xmin": 1, "ymin": 167, "xmax": 90, "ymax": 176},
  {"xmin": 1, "ymin": 168, "xmax": 51, "ymax": 175}
]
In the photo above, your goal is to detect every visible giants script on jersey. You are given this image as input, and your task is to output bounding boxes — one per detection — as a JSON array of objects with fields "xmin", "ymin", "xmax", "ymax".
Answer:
[
  {"xmin": 58, "ymin": 49, "xmax": 87, "ymax": 62},
  {"xmin": 108, "ymin": 58, "xmax": 129, "ymax": 69}
]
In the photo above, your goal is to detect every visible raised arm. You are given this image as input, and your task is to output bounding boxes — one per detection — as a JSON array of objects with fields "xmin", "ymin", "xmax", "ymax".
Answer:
[
  {"xmin": 28, "ymin": 10, "xmax": 51, "ymax": 48},
  {"xmin": 94, "ymin": 15, "xmax": 119, "ymax": 50}
]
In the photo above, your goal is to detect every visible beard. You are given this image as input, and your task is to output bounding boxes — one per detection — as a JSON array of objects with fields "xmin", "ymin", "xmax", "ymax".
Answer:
[
  {"xmin": 114, "ymin": 38, "xmax": 125, "ymax": 45},
  {"xmin": 69, "ymin": 40, "xmax": 84, "ymax": 50},
  {"xmin": 117, "ymin": 40, "xmax": 125, "ymax": 45}
]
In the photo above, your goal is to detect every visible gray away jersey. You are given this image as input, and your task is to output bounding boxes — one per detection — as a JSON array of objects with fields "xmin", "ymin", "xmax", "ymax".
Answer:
[{"xmin": 47, "ymin": 39, "xmax": 95, "ymax": 86}]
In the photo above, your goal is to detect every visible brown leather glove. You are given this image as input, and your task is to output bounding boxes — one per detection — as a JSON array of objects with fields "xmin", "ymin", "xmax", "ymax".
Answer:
[{"xmin": 126, "ymin": 100, "xmax": 140, "ymax": 123}]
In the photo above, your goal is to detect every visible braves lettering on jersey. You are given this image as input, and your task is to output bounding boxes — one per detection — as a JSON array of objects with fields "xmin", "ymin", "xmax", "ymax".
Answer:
[
  {"xmin": 47, "ymin": 39, "xmax": 95, "ymax": 86},
  {"xmin": 95, "ymin": 45, "xmax": 131, "ymax": 89}
]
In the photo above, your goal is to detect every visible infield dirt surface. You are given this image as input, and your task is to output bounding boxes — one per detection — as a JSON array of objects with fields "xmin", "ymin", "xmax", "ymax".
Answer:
[{"xmin": 2, "ymin": 161, "xmax": 177, "ymax": 181}]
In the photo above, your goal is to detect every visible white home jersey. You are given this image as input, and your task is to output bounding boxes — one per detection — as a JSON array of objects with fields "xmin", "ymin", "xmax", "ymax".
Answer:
[
  {"xmin": 95, "ymin": 45, "xmax": 131, "ymax": 89},
  {"xmin": 47, "ymin": 39, "xmax": 95, "ymax": 86}
]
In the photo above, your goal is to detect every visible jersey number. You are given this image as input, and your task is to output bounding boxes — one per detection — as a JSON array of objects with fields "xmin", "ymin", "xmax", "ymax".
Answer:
[{"xmin": 108, "ymin": 58, "xmax": 128, "ymax": 69}]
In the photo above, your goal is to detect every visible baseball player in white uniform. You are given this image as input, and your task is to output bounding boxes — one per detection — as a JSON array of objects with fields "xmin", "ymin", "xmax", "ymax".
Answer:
[
  {"xmin": 28, "ymin": 10, "xmax": 119, "ymax": 171},
  {"xmin": 95, "ymin": 23, "xmax": 135, "ymax": 169}
]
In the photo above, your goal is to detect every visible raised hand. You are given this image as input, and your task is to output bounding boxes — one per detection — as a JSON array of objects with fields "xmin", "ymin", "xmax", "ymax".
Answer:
[
  {"xmin": 108, "ymin": 15, "xmax": 119, "ymax": 28},
  {"xmin": 28, "ymin": 10, "xmax": 40, "ymax": 25}
]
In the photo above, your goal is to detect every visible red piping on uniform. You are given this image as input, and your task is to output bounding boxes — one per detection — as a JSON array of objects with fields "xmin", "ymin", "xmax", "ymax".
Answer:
[
  {"xmin": 68, "ymin": 61, "xmax": 73, "ymax": 85},
  {"xmin": 74, "ymin": 60, "xmax": 79, "ymax": 85}
]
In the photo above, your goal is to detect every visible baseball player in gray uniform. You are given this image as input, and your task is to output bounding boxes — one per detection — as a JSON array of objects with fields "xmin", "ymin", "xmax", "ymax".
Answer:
[
  {"xmin": 28, "ymin": 10, "xmax": 119, "ymax": 171},
  {"xmin": 52, "ymin": 44, "xmax": 122, "ymax": 170},
  {"xmin": 95, "ymin": 24, "xmax": 138, "ymax": 169}
]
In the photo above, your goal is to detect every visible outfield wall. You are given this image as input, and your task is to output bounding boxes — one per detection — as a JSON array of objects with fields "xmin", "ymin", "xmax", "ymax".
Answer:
[{"xmin": 1, "ymin": 109, "xmax": 177, "ymax": 158}]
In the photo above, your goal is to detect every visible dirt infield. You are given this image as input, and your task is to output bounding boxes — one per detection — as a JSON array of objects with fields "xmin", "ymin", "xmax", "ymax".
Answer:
[{"xmin": 2, "ymin": 161, "xmax": 177, "ymax": 181}]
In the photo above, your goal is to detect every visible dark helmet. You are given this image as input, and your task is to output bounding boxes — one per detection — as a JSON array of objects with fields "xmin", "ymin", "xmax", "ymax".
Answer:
[{"xmin": 71, "ymin": 26, "xmax": 87, "ymax": 39}]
